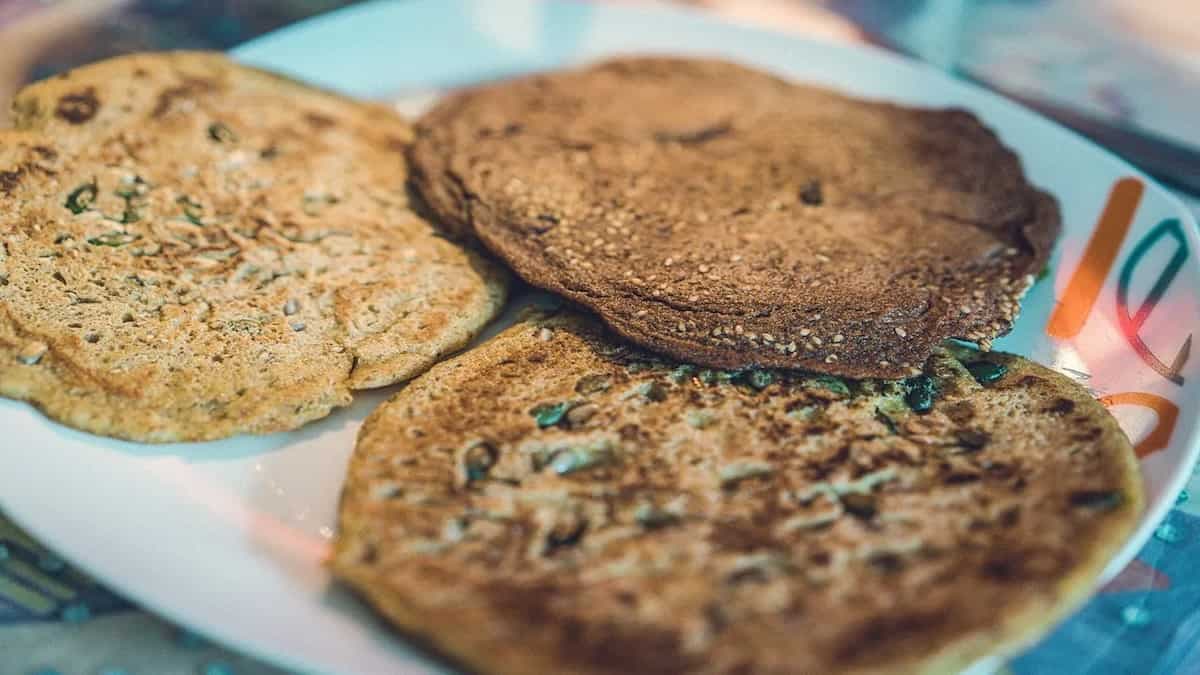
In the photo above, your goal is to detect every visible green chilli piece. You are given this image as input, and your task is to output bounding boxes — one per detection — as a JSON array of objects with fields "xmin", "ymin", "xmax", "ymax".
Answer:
[
  {"xmin": 177, "ymin": 195, "xmax": 205, "ymax": 225},
  {"xmin": 808, "ymin": 375, "xmax": 850, "ymax": 397},
  {"xmin": 670, "ymin": 365, "xmax": 697, "ymax": 383},
  {"xmin": 208, "ymin": 122, "xmax": 238, "ymax": 143},
  {"xmin": 745, "ymin": 369, "xmax": 775, "ymax": 391},
  {"xmin": 530, "ymin": 402, "xmax": 571, "ymax": 428},
  {"xmin": 87, "ymin": 231, "xmax": 140, "ymax": 247},
  {"xmin": 65, "ymin": 182, "xmax": 97, "ymax": 214},
  {"xmin": 903, "ymin": 375, "xmax": 937, "ymax": 413},
  {"xmin": 966, "ymin": 361, "xmax": 1008, "ymax": 385}
]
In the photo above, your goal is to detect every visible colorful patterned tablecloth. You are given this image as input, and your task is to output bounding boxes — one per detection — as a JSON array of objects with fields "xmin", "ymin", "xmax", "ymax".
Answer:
[{"xmin": 1, "ymin": 1, "xmax": 1199, "ymax": 674}]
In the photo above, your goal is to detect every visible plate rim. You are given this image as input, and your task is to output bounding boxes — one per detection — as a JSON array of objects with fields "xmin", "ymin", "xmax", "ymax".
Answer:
[{"xmin": 0, "ymin": 1, "xmax": 1195, "ymax": 674}]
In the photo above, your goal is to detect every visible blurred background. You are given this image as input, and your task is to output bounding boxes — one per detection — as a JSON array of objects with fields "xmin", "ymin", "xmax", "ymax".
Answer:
[{"xmin": 1, "ymin": 0, "xmax": 1197, "ymax": 190}]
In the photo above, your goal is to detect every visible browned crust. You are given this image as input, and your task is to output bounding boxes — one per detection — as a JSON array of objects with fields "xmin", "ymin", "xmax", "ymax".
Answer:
[
  {"xmin": 332, "ymin": 312, "xmax": 1141, "ymax": 675},
  {"xmin": 409, "ymin": 56, "xmax": 1061, "ymax": 379}
]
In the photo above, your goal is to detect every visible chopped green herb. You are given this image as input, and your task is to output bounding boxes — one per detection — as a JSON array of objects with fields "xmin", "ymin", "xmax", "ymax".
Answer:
[
  {"xmin": 670, "ymin": 364, "xmax": 697, "ymax": 383},
  {"xmin": 637, "ymin": 381, "xmax": 668, "ymax": 402},
  {"xmin": 966, "ymin": 361, "xmax": 1008, "ymax": 385},
  {"xmin": 87, "ymin": 231, "xmax": 140, "ymax": 247},
  {"xmin": 807, "ymin": 375, "xmax": 850, "ymax": 397},
  {"xmin": 685, "ymin": 410, "xmax": 715, "ymax": 429},
  {"xmin": 634, "ymin": 503, "xmax": 679, "ymax": 529},
  {"xmin": 698, "ymin": 369, "xmax": 720, "ymax": 385},
  {"xmin": 718, "ymin": 460, "xmax": 775, "ymax": 487},
  {"xmin": 548, "ymin": 440, "xmax": 615, "ymax": 475},
  {"xmin": 834, "ymin": 468, "xmax": 898, "ymax": 496},
  {"xmin": 745, "ymin": 369, "xmax": 775, "ymax": 391},
  {"xmin": 460, "ymin": 441, "xmax": 498, "ymax": 483},
  {"xmin": 177, "ymin": 195, "xmax": 204, "ymax": 225},
  {"xmin": 1036, "ymin": 265, "xmax": 1051, "ymax": 283},
  {"xmin": 208, "ymin": 122, "xmax": 237, "ymax": 143},
  {"xmin": 65, "ymin": 182, "xmax": 97, "ymax": 214},
  {"xmin": 530, "ymin": 402, "xmax": 570, "ymax": 428},
  {"xmin": 904, "ymin": 374, "xmax": 937, "ymax": 413}
]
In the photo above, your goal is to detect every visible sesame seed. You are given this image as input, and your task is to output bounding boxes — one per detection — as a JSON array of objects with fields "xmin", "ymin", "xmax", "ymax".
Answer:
[
  {"xmin": 636, "ymin": 310, "xmax": 648, "ymax": 317},
  {"xmin": 762, "ymin": 333, "xmax": 775, "ymax": 343},
  {"xmin": 712, "ymin": 327, "xmax": 723, "ymax": 336},
  {"xmin": 894, "ymin": 327, "xmax": 907, "ymax": 338},
  {"xmin": 538, "ymin": 328, "xmax": 554, "ymax": 342},
  {"xmin": 677, "ymin": 321, "xmax": 687, "ymax": 332},
  {"xmin": 664, "ymin": 258, "xmax": 674, "ymax": 267},
  {"xmin": 698, "ymin": 265, "xmax": 710, "ymax": 273},
  {"xmin": 831, "ymin": 334, "xmax": 844, "ymax": 343},
  {"xmin": 688, "ymin": 295, "xmax": 699, "ymax": 302},
  {"xmin": 878, "ymin": 360, "xmax": 890, "ymax": 367},
  {"xmin": 734, "ymin": 325, "xmax": 744, "ymax": 335},
  {"xmin": 824, "ymin": 354, "xmax": 838, "ymax": 363},
  {"xmin": 799, "ymin": 328, "xmax": 811, "ymax": 337},
  {"xmin": 960, "ymin": 305, "xmax": 972, "ymax": 314},
  {"xmin": 786, "ymin": 341, "xmax": 797, "ymax": 353},
  {"xmin": 815, "ymin": 254, "xmax": 830, "ymax": 263},
  {"xmin": 730, "ymin": 255, "xmax": 743, "ymax": 263},
  {"xmin": 812, "ymin": 336, "xmax": 823, "ymax": 346},
  {"xmin": 283, "ymin": 299, "xmax": 300, "ymax": 316},
  {"xmin": 746, "ymin": 332, "xmax": 758, "ymax": 341}
]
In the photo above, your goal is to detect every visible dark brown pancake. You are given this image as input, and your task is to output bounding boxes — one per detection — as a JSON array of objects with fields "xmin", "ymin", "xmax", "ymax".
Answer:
[
  {"xmin": 410, "ymin": 56, "xmax": 1060, "ymax": 378},
  {"xmin": 333, "ymin": 311, "xmax": 1142, "ymax": 675}
]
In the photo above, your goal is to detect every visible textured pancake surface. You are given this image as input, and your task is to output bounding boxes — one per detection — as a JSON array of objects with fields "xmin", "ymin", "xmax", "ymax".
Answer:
[
  {"xmin": 334, "ymin": 311, "xmax": 1141, "ymax": 675},
  {"xmin": 0, "ymin": 52, "xmax": 508, "ymax": 442},
  {"xmin": 410, "ymin": 57, "xmax": 1060, "ymax": 378}
]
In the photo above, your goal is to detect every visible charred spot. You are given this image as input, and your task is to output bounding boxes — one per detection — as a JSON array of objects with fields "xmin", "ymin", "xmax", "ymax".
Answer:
[
  {"xmin": 841, "ymin": 493, "xmax": 877, "ymax": 520},
  {"xmin": 532, "ymin": 213, "xmax": 560, "ymax": 234},
  {"xmin": 867, "ymin": 551, "xmax": 905, "ymax": 573},
  {"xmin": 1018, "ymin": 375, "xmax": 1045, "ymax": 387},
  {"xmin": 942, "ymin": 466, "xmax": 982, "ymax": 485},
  {"xmin": 726, "ymin": 566, "xmax": 769, "ymax": 585},
  {"xmin": 835, "ymin": 612, "xmax": 945, "ymax": 663},
  {"xmin": 800, "ymin": 179, "xmax": 824, "ymax": 206},
  {"xmin": 304, "ymin": 112, "xmax": 337, "ymax": 128},
  {"xmin": 1042, "ymin": 398, "xmax": 1076, "ymax": 415},
  {"xmin": 618, "ymin": 423, "xmax": 642, "ymax": 442},
  {"xmin": 980, "ymin": 460, "xmax": 1015, "ymax": 481},
  {"xmin": 151, "ymin": 85, "xmax": 195, "ymax": 117},
  {"xmin": 709, "ymin": 521, "xmax": 777, "ymax": 552},
  {"xmin": 1072, "ymin": 427, "xmax": 1103, "ymax": 442},
  {"xmin": 943, "ymin": 400, "xmax": 976, "ymax": 424},
  {"xmin": 31, "ymin": 146, "xmax": 57, "ymax": 161},
  {"xmin": 954, "ymin": 429, "xmax": 991, "ymax": 452},
  {"xmin": 503, "ymin": 122, "xmax": 523, "ymax": 136},
  {"xmin": 0, "ymin": 168, "xmax": 23, "ymax": 194},
  {"xmin": 654, "ymin": 121, "xmax": 732, "ymax": 145},
  {"xmin": 55, "ymin": 87, "xmax": 99, "ymax": 124},
  {"xmin": 997, "ymin": 505, "xmax": 1021, "ymax": 528},
  {"xmin": 1069, "ymin": 489, "xmax": 1123, "ymax": 511},
  {"xmin": 133, "ymin": 67, "xmax": 149, "ymax": 78}
]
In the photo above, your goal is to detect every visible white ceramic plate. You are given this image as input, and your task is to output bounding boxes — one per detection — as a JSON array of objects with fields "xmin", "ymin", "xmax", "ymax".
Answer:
[{"xmin": 2, "ymin": 1, "xmax": 1198, "ymax": 673}]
